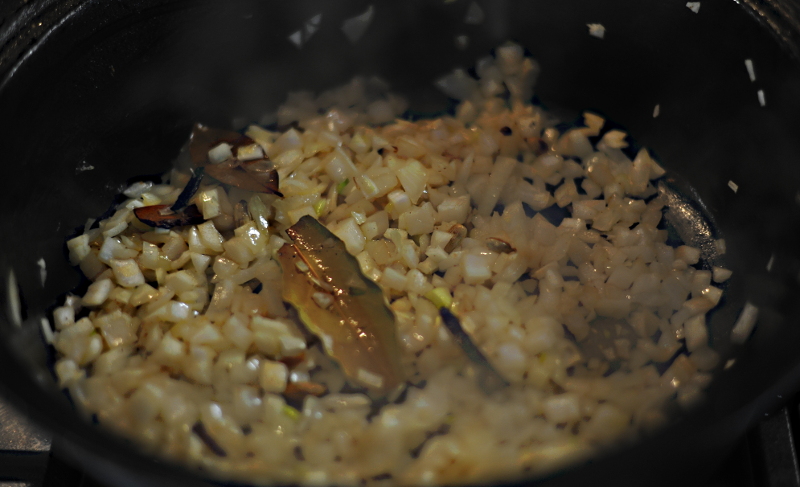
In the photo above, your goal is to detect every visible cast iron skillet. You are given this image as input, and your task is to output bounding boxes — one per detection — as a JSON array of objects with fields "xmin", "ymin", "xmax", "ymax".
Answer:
[{"xmin": 0, "ymin": 0, "xmax": 799, "ymax": 486}]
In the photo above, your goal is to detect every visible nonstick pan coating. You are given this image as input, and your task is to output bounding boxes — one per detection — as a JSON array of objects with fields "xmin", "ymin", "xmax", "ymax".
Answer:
[{"xmin": 1, "ymin": 1, "xmax": 800, "ymax": 486}]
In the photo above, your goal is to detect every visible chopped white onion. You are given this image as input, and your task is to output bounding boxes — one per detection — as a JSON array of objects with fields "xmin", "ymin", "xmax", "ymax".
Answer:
[
  {"xmin": 82, "ymin": 279, "xmax": 114, "ymax": 307},
  {"xmin": 123, "ymin": 181, "xmax": 153, "ymax": 198},
  {"xmin": 745, "ymin": 59, "xmax": 756, "ymax": 82},
  {"xmin": 356, "ymin": 368, "xmax": 384, "ymax": 389},
  {"xmin": 236, "ymin": 143, "xmax": 264, "ymax": 162},
  {"xmin": 731, "ymin": 301, "xmax": 759, "ymax": 344},
  {"xmin": 435, "ymin": 68, "xmax": 478, "ymax": 101},
  {"xmin": 464, "ymin": 2, "xmax": 484, "ymax": 25},
  {"xmin": 208, "ymin": 143, "xmax": 233, "ymax": 164},
  {"xmin": 260, "ymin": 361, "xmax": 288, "ymax": 393},
  {"xmin": 587, "ymin": 23, "xmax": 605, "ymax": 39},
  {"xmin": 37, "ymin": 258, "xmax": 47, "ymax": 287},
  {"xmin": 712, "ymin": 266, "xmax": 733, "ymax": 283},
  {"xmin": 341, "ymin": 4, "xmax": 374, "ymax": 44}
]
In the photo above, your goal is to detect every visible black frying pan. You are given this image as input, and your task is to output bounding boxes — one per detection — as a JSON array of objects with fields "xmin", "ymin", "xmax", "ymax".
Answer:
[{"xmin": 1, "ymin": 0, "xmax": 800, "ymax": 486}]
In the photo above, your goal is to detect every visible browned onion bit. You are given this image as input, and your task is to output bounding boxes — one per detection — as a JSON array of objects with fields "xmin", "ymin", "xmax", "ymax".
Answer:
[
  {"xmin": 444, "ymin": 224, "xmax": 467, "ymax": 253},
  {"xmin": 284, "ymin": 381, "xmax": 328, "ymax": 402},
  {"xmin": 278, "ymin": 351, "xmax": 307, "ymax": 369},
  {"xmin": 486, "ymin": 237, "xmax": 515, "ymax": 254},
  {"xmin": 133, "ymin": 204, "xmax": 205, "ymax": 229}
]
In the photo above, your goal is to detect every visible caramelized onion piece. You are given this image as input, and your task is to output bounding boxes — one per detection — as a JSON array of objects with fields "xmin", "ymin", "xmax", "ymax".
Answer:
[
  {"xmin": 277, "ymin": 216, "xmax": 404, "ymax": 396},
  {"xmin": 133, "ymin": 204, "xmax": 205, "ymax": 229},
  {"xmin": 444, "ymin": 224, "xmax": 467, "ymax": 253},
  {"xmin": 189, "ymin": 123, "xmax": 282, "ymax": 196},
  {"xmin": 284, "ymin": 381, "xmax": 328, "ymax": 402},
  {"xmin": 486, "ymin": 237, "xmax": 515, "ymax": 254}
]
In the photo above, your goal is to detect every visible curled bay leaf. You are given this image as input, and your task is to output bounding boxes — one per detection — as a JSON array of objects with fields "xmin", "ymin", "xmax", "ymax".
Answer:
[
  {"xmin": 205, "ymin": 158, "xmax": 282, "ymax": 196},
  {"xmin": 188, "ymin": 123, "xmax": 251, "ymax": 165},
  {"xmin": 190, "ymin": 123, "xmax": 282, "ymax": 196},
  {"xmin": 170, "ymin": 167, "xmax": 205, "ymax": 211},
  {"xmin": 277, "ymin": 216, "xmax": 404, "ymax": 396}
]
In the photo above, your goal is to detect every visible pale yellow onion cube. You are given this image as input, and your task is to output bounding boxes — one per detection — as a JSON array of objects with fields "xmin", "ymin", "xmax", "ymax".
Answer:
[
  {"xmin": 271, "ymin": 127, "xmax": 303, "ymax": 155},
  {"xmin": 394, "ymin": 159, "xmax": 428, "ymax": 204},
  {"xmin": 251, "ymin": 316, "xmax": 293, "ymax": 357},
  {"xmin": 109, "ymin": 259, "xmax": 145, "ymax": 288},
  {"xmin": 712, "ymin": 266, "xmax": 733, "ymax": 283},
  {"xmin": 82, "ymin": 279, "xmax": 114, "ymax": 307},
  {"xmin": 543, "ymin": 393, "xmax": 582, "ymax": 423},
  {"xmin": 197, "ymin": 221, "xmax": 225, "ymax": 254},
  {"xmin": 52, "ymin": 305, "xmax": 75, "ymax": 330},
  {"xmin": 107, "ymin": 287, "xmax": 131, "ymax": 305},
  {"xmin": 208, "ymin": 143, "xmax": 233, "ymax": 163},
  {"xmin": 197, "ymin": 188, "xmax": 222, "ymax": 220},
  {"xmin": 700, "ymin": 286, "xmax": 723, "ymax": 306},
  {"xmin": 189, "ymin": 252, "xmax": 212, "ymax": 274},
  {"xmin": 129, "ymin": 283, "xmax": 158, "ymax": 307},
  {"xmin": 245, "ymin": 124, "xmax": 276, "ymax": 149},
  {"xmin": 259, "ymin": 360, "xmax": 288, "ymax": 393},
  {"xmin": 675, "ymin": 245, "xmax": 701, "ymax": 265},
  {"xmin": 138, "ymin": 241, "xmax": 161, "ymax": 270},
  {"xmin": 581, "ymin": 112, "xmax": 605, "ymax": 137},
  {"xmin": 147, "ymin": 301, "xmax": 191, "ymax": 323},
  {"xmin": 222, "ymin": 315, "xmax": 253, "ymax": 350},
  {"xmin": 66, "ymin": 234, "xmax": 91, "ymax": 265},
  {"xmin": 55, "ymin": 358, "xmax": 84, "ymax": 387},
  {"xmin": 94, "ymin": 310, "xmax": 136, "ymax": 348},
  {"xmin": 189, "ymin": 321, "xmax": 224, "ymax": 347},
  {"xmin": 399, "ymin": 203, "xmax": 436, "ymax": 237},
  {"xmin": 222, "ymin": 236, "xmax": 256, "ymax": 267},
  {"xmin": 165, "ymin": 270, "xmax": 199, "ymax": 293},
  {"xmin": 333, "ymin": 217, "xmax": 366, "ymax": 255},
  {"xmin": 381, "ymin": 267, "xmax": 407, "ymax": 291},
  {"xmin": 236, "ymin": 143, "xmax": 264, "ymax": 162},
  {"xmin": 461, "ymin": 253, "xmax": 493, "ymax": 285},
  {"xmin": 180, "ymin": 346, "xmax": 213, "ymax": 385},
  {"xmin": 323, "ymin": 148, "xmax": 358, "ymax": 183},
  {"xmin": 279, "ymin": 335, "xmax": 307, "ymax": 357},
  {"xmin": 684, "ymin": 314, "xmax": 708, "ymax": 352}
]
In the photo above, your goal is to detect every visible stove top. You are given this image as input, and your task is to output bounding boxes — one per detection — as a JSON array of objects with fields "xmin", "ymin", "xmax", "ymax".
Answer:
[{"xmin": 0, "ymin": 396, "xmax": 798, "ymax": 487}]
